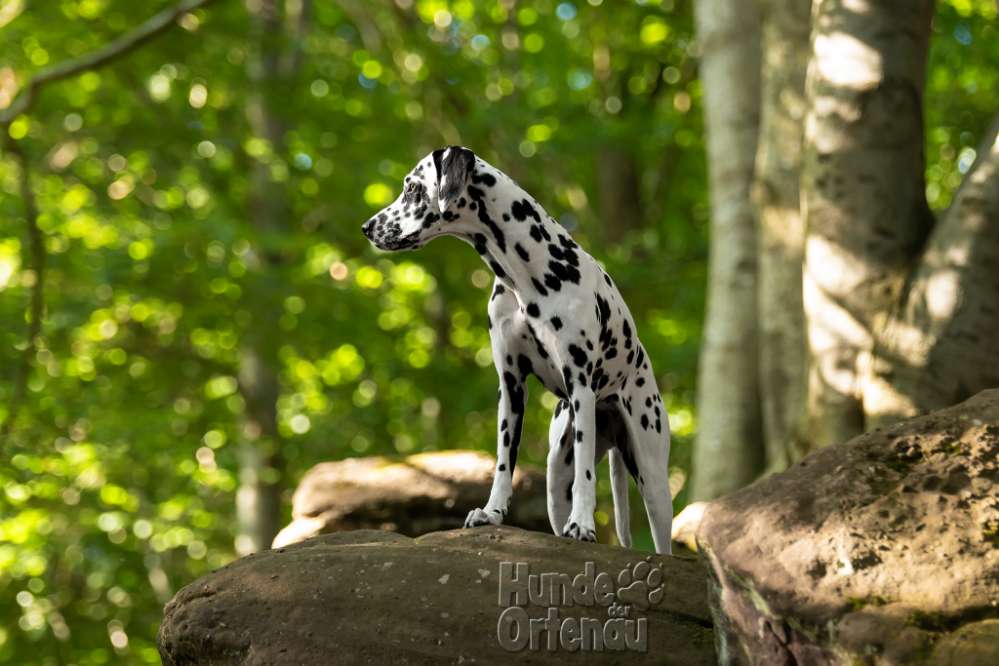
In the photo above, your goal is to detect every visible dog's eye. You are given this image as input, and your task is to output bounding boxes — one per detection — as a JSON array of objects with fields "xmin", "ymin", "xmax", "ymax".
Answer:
[{"xmin": 405, "ymin": 182, "xmax": 417, "ymax": 194}]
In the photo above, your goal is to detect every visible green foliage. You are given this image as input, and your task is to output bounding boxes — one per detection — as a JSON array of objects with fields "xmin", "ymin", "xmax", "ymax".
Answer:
[{"xmin": 0, "ymin": 0, "xmax": 994, "ymax": 663}]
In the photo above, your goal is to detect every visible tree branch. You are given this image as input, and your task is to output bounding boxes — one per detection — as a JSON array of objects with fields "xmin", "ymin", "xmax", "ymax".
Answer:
[
  {"xmin": 1, "ymin": 142, "xmax": 45, "ymax": 437},
  {"xmin": 0, "ymin": 0, "xmax": 219, "ymax": 127},
  {"xmin": 870, "ymin": 112, "xmax": 999, "ymax": 420},
  {"xmin": 0, "ymin": 0, "xmax": 222, "ymax": 437}
]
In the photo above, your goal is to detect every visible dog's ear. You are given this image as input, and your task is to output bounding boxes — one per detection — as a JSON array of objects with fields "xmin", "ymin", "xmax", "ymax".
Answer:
[{"xmin": 433, "ymin": 146, "xmax": 475, "ymax": 212}]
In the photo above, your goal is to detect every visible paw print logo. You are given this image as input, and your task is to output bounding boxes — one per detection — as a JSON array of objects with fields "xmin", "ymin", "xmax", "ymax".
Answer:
[{"xmin": 615, "ymin": 557, "xmax": 665, "ymax": 611}]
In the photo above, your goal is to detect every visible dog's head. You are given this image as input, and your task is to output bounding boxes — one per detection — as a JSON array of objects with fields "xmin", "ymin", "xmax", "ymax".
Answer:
[{"xmin": 361, "ymin": 145, "xmax": 477, "ymax": 251}]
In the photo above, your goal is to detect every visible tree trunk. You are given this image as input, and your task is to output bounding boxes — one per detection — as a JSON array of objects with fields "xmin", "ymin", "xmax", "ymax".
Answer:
[
  {"xmin": 872, "ymin": 115, "xmax": 999, "ymax": 422},
  {"xmin": 596, "ymin": 146, "xmax": 643, "ymax": 244},
  {"xmin": 753, "ymin": 0, "xmax": 812, "ymax": 470},
  {"xmin": 236, "ymin": 348, "xmax": 284, "ymax": 555},
  {"xmin": 235, "ymin": 0, "xmax": 295, "ymax": 555},
  {"xmin": 800, "ymin": 0, "xmax": 935, "ymax": 450},
  {"xmin": 690, "ymin": 0, "xmax": 765, "ymax": 501}
]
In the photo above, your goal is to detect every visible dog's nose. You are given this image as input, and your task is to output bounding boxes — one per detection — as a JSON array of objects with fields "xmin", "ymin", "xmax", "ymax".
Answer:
[{"xmin": 362, "ymin": 218, "xmax": 375, "ymax": 238}]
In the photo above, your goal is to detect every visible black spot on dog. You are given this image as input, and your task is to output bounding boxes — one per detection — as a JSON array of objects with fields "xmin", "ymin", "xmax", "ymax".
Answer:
[
  {"xmin": 526, "ymin": 302, "xmax": 540, "ymax": 318},
  {"xmin": 517, "ymin": 354, "xmax": 533, "ymax": 379},
  {"xmin": 568, "ymin": 344, "xmax": 588, "ymax": 368},
  {"xmin": 514, "ymin": 242, "xmax": 530, "ymax": 262},
  {"xmin": 511, "ymin": 199, "xmax": 541, "ymax": 223},
  {"xmin": 502, "ymin": 371, "xmax": 526, "ymax": 472},
  {"xmin": 473, "ymin": 172, "xmax": 497, "ymax": 187},
  {"xmin": 590, "ymin": 368, "xmax": 608, "ymax": 391},
  {"xmin": 467, "ymin": 184, "xmax": 506, "ymax": 252},
  {"xmin": 473, "ymin": 233, "xmax": 488, "ymax": 255},
  {"xmin": 547, "ymin": 259, "xmax": 580, "ymax": 285},
  {"xmin": 526, "ymin": 323, "xmax": 549, "ymax": 359}
]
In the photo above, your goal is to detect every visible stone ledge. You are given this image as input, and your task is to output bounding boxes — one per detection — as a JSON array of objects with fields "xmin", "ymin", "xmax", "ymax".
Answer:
[{"xmin": 159, "ymin": 526, "xmax": 715, "ymax": 665}]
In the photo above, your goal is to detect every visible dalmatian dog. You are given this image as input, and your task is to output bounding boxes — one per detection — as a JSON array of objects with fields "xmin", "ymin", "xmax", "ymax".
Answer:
[{"xmin": 361, "ymin": 146, "xmax": 672, "ymax": 554}]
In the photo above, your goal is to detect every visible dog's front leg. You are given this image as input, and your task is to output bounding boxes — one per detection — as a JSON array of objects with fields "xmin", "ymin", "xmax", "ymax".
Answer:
[
  {"xmin": 465, "ymin": 372, "xmax": 527, "ymax": 528},
  {"xmin": 562, "ymin": 389, "xmax": 597, "ymax": 542}
]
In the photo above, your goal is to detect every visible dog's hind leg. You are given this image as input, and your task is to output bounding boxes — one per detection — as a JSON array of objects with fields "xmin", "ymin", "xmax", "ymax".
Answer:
[
  {"xmin": 545, "ymin": 400, "xmax": 573, "ymax": 535},
  {"xmin": 636, "ymin": 435, "xmax": 673, "ymax": 554},
  {"xmin": 614, "ymin": 387, "xmax": 673, "ymax": 554},
  {"xmin": 608, "ymin": 447, "xmax": 632, "ymax": 548}
]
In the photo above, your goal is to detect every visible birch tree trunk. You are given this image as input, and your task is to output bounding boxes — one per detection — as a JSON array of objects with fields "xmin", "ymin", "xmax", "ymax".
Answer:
[
  {"xmin": 753, "ymin": 0, "xmax": 812, "ymax": 470},
  {"xmin": 801, "ymin": 0, "xmax": 935, "ymax": 449},
  {"xmin": 690, "ymin": 0, "xmax": 765, "ymax": 501}
]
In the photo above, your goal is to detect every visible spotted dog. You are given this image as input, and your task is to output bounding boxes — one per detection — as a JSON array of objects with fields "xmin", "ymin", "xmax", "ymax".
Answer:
[{"xmin": 362, "ymin": 146, "xmax": 673, "ymax": 554}]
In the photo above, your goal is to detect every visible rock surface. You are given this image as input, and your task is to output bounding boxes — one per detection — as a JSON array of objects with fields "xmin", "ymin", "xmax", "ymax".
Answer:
[
  {"xmin": 272, "ymin": 450, "xmax": 550, "ymax": 548},
  {"xmin": 698, "ymin": 390, "xmax": 999, "ymax": 665},
  {"xmin": 160, "ymin": 526, "xmax": 715, "ymax": 665}
]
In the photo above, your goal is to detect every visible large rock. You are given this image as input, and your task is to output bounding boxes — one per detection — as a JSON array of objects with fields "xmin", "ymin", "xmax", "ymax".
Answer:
[
  {"xmin": 159, "ymin": 526, "xmax": 715, "ymax": 665},
  {"xmin": 273, "ymin": 450, "xmax": 549, "ymax": 547},
  {"xmin": 698, "ymin": 390, "xmax": 999, "ymax": 665}
]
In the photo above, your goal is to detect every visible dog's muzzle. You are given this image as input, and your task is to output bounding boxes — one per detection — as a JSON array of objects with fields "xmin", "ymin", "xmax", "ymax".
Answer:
[{"xmin": 361, "ymin": 218, "xmax": 375, "ymax": 239}]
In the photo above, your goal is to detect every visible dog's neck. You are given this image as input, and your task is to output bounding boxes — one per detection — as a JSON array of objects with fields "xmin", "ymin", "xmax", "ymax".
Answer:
[{"xmin": 452, "ymin": 164, "xmax": 577, "ymax": 301}]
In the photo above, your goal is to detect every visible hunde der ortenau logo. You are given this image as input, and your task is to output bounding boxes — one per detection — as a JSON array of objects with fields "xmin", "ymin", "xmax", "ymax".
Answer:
[{"xmin": 496, "ymin": 559, "xmax": 666, "ymax": 653}]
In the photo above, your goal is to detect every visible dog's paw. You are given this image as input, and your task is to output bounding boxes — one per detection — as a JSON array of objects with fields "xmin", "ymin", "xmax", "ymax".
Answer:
[
  {"xmin": 615, "ymin": 557, "xmax": 666, "ymax": 610},
  {"xmin": 464, "ymin": 507, "xmax": 502, "ymax": 528},
  {"xmin": 561, "ymin": 520, "xmax": 596, "ymax": 543}
]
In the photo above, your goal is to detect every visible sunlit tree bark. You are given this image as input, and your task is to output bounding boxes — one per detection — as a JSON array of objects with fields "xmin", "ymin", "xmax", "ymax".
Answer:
[
  {"xmin": 801, "ymin": 0, "xmax": 935, "ymax": 448},
  {"xmin": 753, "ymin": 0, "xmax": 811, "ymax": 469},
  {"xmin": 690, "ymin": 0, "xmax": 764, "ymax": 501},
  {"xmin": 688, "ymin": 0, "xmax": 998, "ymax": 514},
  {"xmin": 870, "ymin": 115, "xmax": 999, "ymax": 422}
]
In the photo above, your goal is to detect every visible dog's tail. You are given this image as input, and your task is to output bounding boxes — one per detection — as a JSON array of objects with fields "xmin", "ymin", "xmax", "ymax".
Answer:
[{"xmin": 609, "ymin": 447, "xmax": 632, "ymax": 548}]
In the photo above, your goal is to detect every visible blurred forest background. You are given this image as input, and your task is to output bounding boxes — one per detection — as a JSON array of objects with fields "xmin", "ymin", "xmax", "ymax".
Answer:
[{"xmin": 0, "ymin": 0, "xmax": 997, "ymax": 663}]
